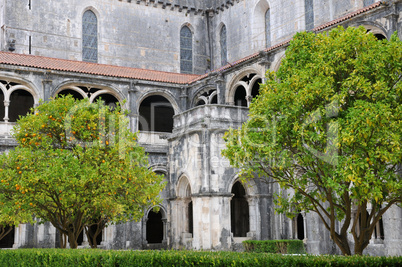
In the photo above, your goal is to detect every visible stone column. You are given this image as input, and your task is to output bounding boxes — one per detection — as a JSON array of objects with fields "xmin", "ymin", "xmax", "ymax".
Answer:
[
  {"xmin": 385, "ymin": 3, "xmax": 399, "ymax": 39},
  {"xmin": 128, "ymin": 81, "xmax": 139, "ymax": 132},
  {"xmin": 383, "ymin": 205, "xmax": 402, "ymax": 256},
  {"xmin": 3, "ymin": 100, "xmax": 9, "ymax": 122},
  {"xmin": 42, "ymin": 79, "xmax": 53, "ymax": 101},
  {"xmin": 180, "ymin": 86, "xmax": 188, "ymax": 111},
  {"xmin": 214, "ymin": 74, "xmax": 225, "ymax": 105}
]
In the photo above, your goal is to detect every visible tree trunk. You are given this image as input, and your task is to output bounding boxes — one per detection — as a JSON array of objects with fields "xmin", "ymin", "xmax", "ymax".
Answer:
[{"xmin": 68, "ymin": 232, "xmax": 78, "ymax": 249}]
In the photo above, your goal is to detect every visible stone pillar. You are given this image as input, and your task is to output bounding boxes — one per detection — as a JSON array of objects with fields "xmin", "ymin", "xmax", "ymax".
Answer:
[
  {"xmin": 214, "ymin": 74, "xmax": 225, "ymax": 105},
  {"xmin": 385, "ymin": 3, "xmax": 399, "ymax": 39},
  {"xmin": 3, "ymin": 100, "xmax": 9, "ymax": 122},
  {"xmin": 128, "ymin": 81, "xmax": 139, "ymax": 132},
  {"xmin": 100, "ymin": 224, "xmax": 116, "ymax": 249},
  {"xmin": 180, "ymin": 86, "xmax": 188, "ymax": 111},
  {"xmin": 42, "ymin": 79, "xmax": 53, "ymax": 101},
  {"xmin": 383, "ymin": 205, "xmax": 402, "ymax": 256},
  {"xmin": 247, "ymin": 196, "xmax": 259, "ymax": 240}
]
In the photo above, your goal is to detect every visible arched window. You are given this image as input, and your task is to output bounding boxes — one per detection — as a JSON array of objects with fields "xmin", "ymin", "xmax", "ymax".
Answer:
[
  {"xmin": 82, "ymin": 10, "xmax": 98, "ymax": 63},
  {"xmin": 139, "ymin": 95, "xmax": 174, "ymax": 133},
  {"xmin": 305, "ymin": 0, "xmax": 314, "ymax": 31},
  {"xmin": 220, "ymin": 25, "xmax": 227, "ymax": 66},
  {"xmin": 180, "ymin": 26, "xmax": 193, "ymax": 74},
  {"xmin": 265, "ymin": 9, "xmax": 271, "ymax": 47}
]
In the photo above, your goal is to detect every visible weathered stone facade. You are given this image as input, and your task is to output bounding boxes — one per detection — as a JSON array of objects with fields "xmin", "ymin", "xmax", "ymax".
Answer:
[{"xmin": 0, "ymin": 0, "xmax": 401, "ymax": 255}]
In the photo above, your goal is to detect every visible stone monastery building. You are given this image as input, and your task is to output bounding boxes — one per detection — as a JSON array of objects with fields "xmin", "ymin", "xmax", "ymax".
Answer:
[{"xmin": 0, "ymin": 0, "xmax": 401, "ymax": 255}]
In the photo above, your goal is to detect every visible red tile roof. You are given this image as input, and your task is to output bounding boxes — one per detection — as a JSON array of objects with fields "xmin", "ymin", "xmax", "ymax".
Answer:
[
  {"xmin": 0, "ymin": 1, "xmax": 383, "ymax": 85},
  {"xmin": 0, "ymin": 52, "xmax": 199, "ymax": 84}
]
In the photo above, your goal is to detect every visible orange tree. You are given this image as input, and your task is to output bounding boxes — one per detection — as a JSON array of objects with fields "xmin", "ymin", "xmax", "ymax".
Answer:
[
  {"xmin": 223, "ymin": 27, "xmax": 402, "ymax": 255},
  {"xmin": 0, "ymin": 96, "xmax": 165, "ymax": 248}
]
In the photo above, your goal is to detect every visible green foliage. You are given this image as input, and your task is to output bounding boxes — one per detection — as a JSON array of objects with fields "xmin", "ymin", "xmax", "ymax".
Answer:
[
  {"xmin": 222, "ymin": 26, "xmax": 402, "ymax": 255},
  {"xmin": 0, "ymin": 96, "xmax": 165, "ymax": 248},
  {"xmin": 0, "ymin": 249, "xmax": 400, "ymax": 267},
  {"xmin": 243, "ymin": 240, "xmax": 306, "ymax": 254}
]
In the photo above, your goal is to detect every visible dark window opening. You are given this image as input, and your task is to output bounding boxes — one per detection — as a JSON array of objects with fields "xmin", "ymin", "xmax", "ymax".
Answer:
[
  {"xmin": 234, "ymin": 86, "xmax": 247, "ymax": 107},
  {"xmin": 82, "ymin": 10, "xmax": 98, "ymax": 63},
  {"xmin": 9, "ymin": 89, "xmax": 34, "ymax": 122},
  {"xmin": 93, "ymin": 94, "xmax": 119, "ymax": 110},
  {"xmin": 231, "ymin": 181, "xmax": 249, "ymax": 237},
  {"xmin": 251, "ymin": 78, "xmax": 262, "ymax": 99},
  {"xmin": 220, "ymin": 25, "xmax": 227, "ymax": 66},
  {"xmin": 0, "ymin": 226, "xmax": 15, "ymax": 248},
  {"xmin": 196, "ymin": 100, "xmax": 205, "ymax": 106},
  {"xmin": 57, "ymin": 89, "xmax": 84, "ymax": 100},
  {"xmin": 77, "ymin": 229, "xmax": 84, "ymax": 246},
  {"xmin": 188, "ymin": 201, "xmax": 193, "ymax": 235},
  {"xmin": 139, "ymin": 95, "xmax": 174, "ymax": 133},
  {"xmin": 180, "ymin": 26, "xmax": 193, "ymax": 74},
  {"xmin": 241, "ymin": 74, "xmax": 256, "ymax": 83},
  {"xmin": 374, "ymin": 218, "xmax": 385, "ymax": 240},
  {"xmin": 146, "ymin": 210, "xmax": 163, "ymax": 244},
  {"xmin": 0, "ymin": 90, "xmax": 4, "ymax": 121},
  {"xmin": 297, "ymin": 213, "xmax": 305, "ymax": 240},
  {"xmin": 210, "ymin": 94, "xmax": 217, "ymax": 104},
  {"xmin": 374, "ymin": 34, "xmax": 386, "ymax": 41}
]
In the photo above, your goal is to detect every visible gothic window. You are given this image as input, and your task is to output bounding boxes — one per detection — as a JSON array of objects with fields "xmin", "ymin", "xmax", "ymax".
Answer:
[
  {"xmin": 194, "ymin": 89, "xmax": 217, "ymax": 107},
  {"xmin": 231, "ymin": 73, "xmax": 261, "ymax": 107},
  {"xmin": 139, "ymin": 95, "xmax": 174, "ymax": 133},
  {"xmin": 220, "ymin": 25, "xmax": 227, "ymax": 66},
  {"xmin": 363, "ymin": 0, "xmax": 374, "ymax": 7},
  {"xmin": 305, "ymin": 0, "xmax": 314, "ymax": 31},
  {"xmin": 265, "ymin": 9, "xmax": 271, "ymax": 47},
  {"xmin": 180, "ymin": 26, "xmax": 193, "ymax": 74},
  {"xmin": 82, "ymin": 10, "xmax": 98, "ymax": 63}
]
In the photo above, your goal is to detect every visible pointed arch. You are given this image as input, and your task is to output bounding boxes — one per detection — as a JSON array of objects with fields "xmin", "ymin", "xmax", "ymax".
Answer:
[
  {"xmin": 220, "ymin": 24, "xmax": 228, "ymax": 66},
  {"xmin": 180, "ymin": 25, "xmax": 193, "ymax": 74},
  {"xmin": 252, "ymin": 0, "xmax": 270, "ymax": 51}
]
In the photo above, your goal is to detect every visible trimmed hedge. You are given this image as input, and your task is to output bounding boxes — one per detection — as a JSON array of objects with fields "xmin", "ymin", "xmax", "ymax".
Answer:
[
  {"xmin": 0, "ymin": 249, "xmax": 401, "ymax": 266},
  {"xmin": 243, "ymin": 239, "xmax": 306, "ymax": 254}
]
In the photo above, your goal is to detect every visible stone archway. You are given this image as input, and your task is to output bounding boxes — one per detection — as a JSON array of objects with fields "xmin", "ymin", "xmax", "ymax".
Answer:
[
  {"xmin": 144, "ymin": 206, "xmax": 167, "ymax": 249},
  {"xmin": 231, "ymin": 181, "xmax": 250, "ymax": 237}
]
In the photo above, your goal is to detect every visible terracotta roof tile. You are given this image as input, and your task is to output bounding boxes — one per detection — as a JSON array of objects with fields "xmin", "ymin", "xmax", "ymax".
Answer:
[{"xmin": 0, "ymin": 52, "xmax": 199, "ymax": 84}]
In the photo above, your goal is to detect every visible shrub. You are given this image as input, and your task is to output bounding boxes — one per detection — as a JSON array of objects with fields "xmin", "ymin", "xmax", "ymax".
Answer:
[
  {"xmin": 0, "ymin": 249, "xmax": 400, "ymax": 267},
  {"xmin": 243, "ymin": 239, "xmax": 306, "ymax": 254}
]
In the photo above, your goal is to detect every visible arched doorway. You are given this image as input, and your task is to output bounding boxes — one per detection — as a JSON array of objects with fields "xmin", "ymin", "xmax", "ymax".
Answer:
[
  {"xmin": 146, "ymin": 210, "xmax": 164, "ymax": 244},
  {"xmin": 231, "ymin": 181, "xmax": 249, "ymax": 237},
  {"xmin": 138, "ymin": 95, "xmax": 174, "ymax": 133},
  {"xmin": 9, "ymin": 89, "xmax": 34, "ymax": 122}
]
